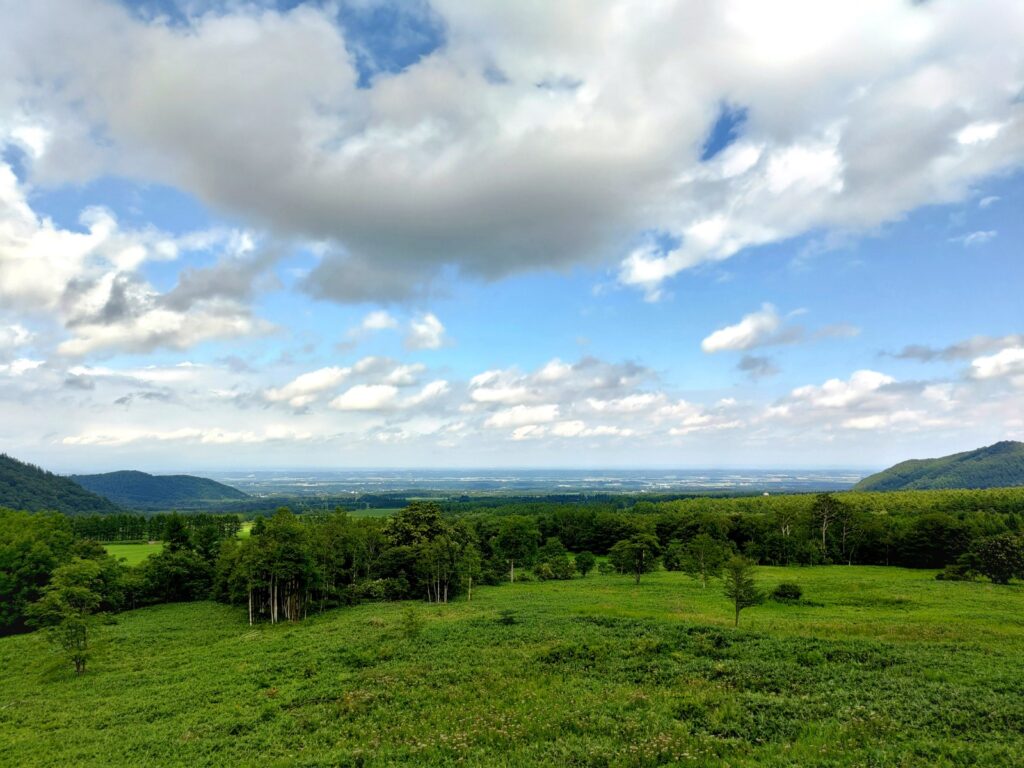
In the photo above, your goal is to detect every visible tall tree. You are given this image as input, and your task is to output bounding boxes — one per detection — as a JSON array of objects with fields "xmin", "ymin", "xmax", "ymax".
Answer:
[
  {"xmin": 722, "ymin": 556, "xmax": 764, "ymax": 627},
  {"xmin": 494, "ymin": 516, "xmax": 539, "ymax": 583},
  {"xmin": 27, "ymin": 558, "xmax": 106, "ymax": 674},
  {"xmin": 608, "ymin": 533, "xmax": 661, "ymax": 584},
  {"xmin": 680, "ymin": 534, "xmax": 729, "ymax": 588}
]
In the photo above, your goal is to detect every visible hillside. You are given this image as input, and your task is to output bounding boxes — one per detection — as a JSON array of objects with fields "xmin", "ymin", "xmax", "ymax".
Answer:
[
  {"xmin": 2, "ymin": 568, "xmax": 1023, "ymax": 766},
  {"xmin": 0, "ymin": 454, "xmax": 122, "ymax": 515},
  {"xmin": 70, "ymin": 470, "xmax": 249, "ymax": 510},
  {"xmin": 854, "ymin": 441, "xmax": 1024, "ymax": 491}
]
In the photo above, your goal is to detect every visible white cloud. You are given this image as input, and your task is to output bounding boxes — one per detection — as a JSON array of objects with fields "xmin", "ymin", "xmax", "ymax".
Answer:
[
  {"xmin": 970, "ymin": 347, "xmax": 1024, "ymax": 380},
  {"xmin": 952, "ymin": 230, "xmax": 997, "ymax": 247},
  {"xmin": 485, "ymin": 404, "xmax": 560, "ymax": 429},
  {"xmin": 1, "ymin": 0, "xmax": 1020, "ymax": 302},
  {"xmin": 0, "ymin": 358, "xmax": 44, "ymax": 376},
  {"xmin": 329, "ymin": 383, "xmax": 400, "ymax": 411},
  {"xmin": 361, "ymin": 310, "xmax": 398, "ymax": 331},
  {"xmin": 403, "ymin": 379, "xmax": 450, "ymax": 407},
  {"xmin": 790, "ymin": 369, "xmax": 895, "ymax": 408},
  {"xmin": 701, "ymin": 304, "xmax": 785, "ymax": 352},
  {"xmin": 405, "ymin": 313, "xmax": 446, "ymax": 350},
  {"xmin": 265, "ymin": 366, "xmax": 350, "ymax": 408},
  {"xmin": 978, "ymin": 195, "xmax": 1000, "ymax": 208},
  {"xmin": 0, "ymin": 324, "xmax": 33, "ymax": 352}
]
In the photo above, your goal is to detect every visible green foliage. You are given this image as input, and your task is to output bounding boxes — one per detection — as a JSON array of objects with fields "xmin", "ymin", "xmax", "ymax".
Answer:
[
  {"xmin": 69, "ymin": 470, "xmax": 248, "ymax": 510},
  {"xmin": 574, "ymin": 551, "xmax": 596, "ymax": 577},
  {"xmin": 855, "ymin": 440, "xmax": 1024, "ymax": 491},
  {"xmin": 0, "ymin": 455, "xmax": 121, "ymax": 515},
  {"xmin": 25, "ymin": 558, "xmax": 108, "ymax": 674},
  {"xmin": 608, "ymin": 533, "xmax": 661, "ymax": 584},
  {"xmin": 4, "ymin": 567, "xmax": 1024, "ymax": 766},
  {"xmin": 399, "ymin": 605, "xmax": 424, "ymax": 641},
  {"xmin": 494, "ymin": 516, "xmax": 540, "ymax": 582},
  {"xmin": 0, "ymin": 509, "xmax": 75, "ymax": 632},
  {"xmin": 679, "ymin": 534, "xmax": 730, "ymax": 587},
  {"xmin": 770, "ymin": 582, "xmax": 803, "ymax": 601},
  {"xmin": 723, "ymin": 556, "xmax": 764, "ymax": 626},
  {"xmin": 967, "ymin": 532, "xmax": 1024, "ymax": 584}
]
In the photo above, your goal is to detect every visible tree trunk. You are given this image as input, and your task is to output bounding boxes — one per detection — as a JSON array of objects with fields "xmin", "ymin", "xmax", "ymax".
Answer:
[
  {"xmin": 467, "ymin": 577, "xmax": 473, "ymax": 602},
  {"xmin": 509, "ymin": 560, "xmax": 515, "ymax": 583}
]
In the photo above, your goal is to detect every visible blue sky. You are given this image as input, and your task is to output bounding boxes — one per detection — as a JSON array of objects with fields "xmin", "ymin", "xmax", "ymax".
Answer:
[{"xmin": 1, "ymin": 0, "xmax": 1022, "ymax": 471}]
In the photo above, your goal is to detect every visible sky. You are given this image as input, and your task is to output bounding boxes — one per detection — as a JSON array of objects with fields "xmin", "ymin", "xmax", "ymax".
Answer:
[{"xmin": 0, "ymin": 0, "xmax": 1022, "ymax": 472}]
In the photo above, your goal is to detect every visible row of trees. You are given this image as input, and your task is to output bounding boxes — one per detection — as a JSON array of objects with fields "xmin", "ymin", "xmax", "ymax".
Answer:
[{"xmin": 68, "ymin": 513, "xmax": 241, "ymax": 543}]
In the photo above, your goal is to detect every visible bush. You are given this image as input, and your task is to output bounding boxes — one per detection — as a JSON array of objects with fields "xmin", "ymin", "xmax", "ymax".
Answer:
[
  {"xmin": 770, "ymin": 582, "xmax": 803, "ymax": 602},
  {"xmin": 935, "ymin": 564, "xmax": 976, "ymax": 582},
  {"xmin": 574, "ymin": 551, "xmax": 596, "ymax": 577}
]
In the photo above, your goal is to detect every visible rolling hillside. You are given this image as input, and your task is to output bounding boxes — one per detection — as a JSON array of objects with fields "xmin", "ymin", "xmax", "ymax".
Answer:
[
  {"xmin": 854, "ymin": 441, "xmax": 1024, "ymax": 491},
  {"xmin": 0, "ymin": 454, "xmax": 122, "ymax": 515},
  {"xmin": 71, "ymin": 470, "xmax": 249, "ymax": 510}
]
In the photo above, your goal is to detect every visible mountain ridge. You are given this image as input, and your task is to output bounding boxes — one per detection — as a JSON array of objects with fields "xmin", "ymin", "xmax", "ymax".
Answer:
[
  {"xmin": 854, "ymin": 441, "xmax": 1024, "ymax": 491},
  {"xmin": 70, "ymin": 470, "xmax": 249, "ymax": 510},
  {"xmin": 0, "ymin": 454, "xmax": 123, "ymax": 515}
]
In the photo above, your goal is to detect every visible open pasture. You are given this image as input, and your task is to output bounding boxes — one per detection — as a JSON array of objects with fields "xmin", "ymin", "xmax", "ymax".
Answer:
[{"xmin": 2, "ymin": 565, "xmax": 1023, "ymax": 766}]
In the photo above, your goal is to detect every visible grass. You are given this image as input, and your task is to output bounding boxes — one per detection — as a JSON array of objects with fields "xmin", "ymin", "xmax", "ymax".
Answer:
[
  {"xmin": 2, "ymin": 566, "xmax": 1023, "ymax": 766},
  {"xmin": 102, "ymin": 542, "xmax": 164, "ymax": 566}
]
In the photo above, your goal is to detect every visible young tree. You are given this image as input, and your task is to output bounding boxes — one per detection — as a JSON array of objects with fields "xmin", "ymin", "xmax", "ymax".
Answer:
[
  {"xmin": 574, "ymin": 551, "xmax": 596, "ymax": 577},
  {"xmin": 722, "ymin": 556, "xmax": 764, "ymax": 627},
  {"xmin": 680, "ymin": 534, "xmax": 728, "ymax": 588},
  {"xmin": 27, "ymin": 558, "xmax": 105, "ymax": 674},
  {"xmin": 458, "ymin": 544, "xmax": 483, "ymax": 601},
  {"xmin": 608, "ymin": 533, "xmax": 661, "ymax": 584},
  {"xmin": 494, "ymin": 516, "xmax": 539, "ymax": 583},
  {"xmin": 811, "ymin": 494, "xmax": 843, "ymax": 560},
  {"xmin": 662, "ymin": 539, "xmax": 685, "ymax": 571}
]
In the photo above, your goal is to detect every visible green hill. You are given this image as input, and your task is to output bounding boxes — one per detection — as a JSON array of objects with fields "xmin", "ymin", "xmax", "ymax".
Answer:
[
  {"xmin": 0, "ymin": 454, "xmax": 122, "ymax": 515},
  {"xmin": 70, "ymin": 470, "xmax": 248, "ymax": 510},
  {"xmin": 854, "ymin": 441, "xmax": 1024, "ymax": 491}
]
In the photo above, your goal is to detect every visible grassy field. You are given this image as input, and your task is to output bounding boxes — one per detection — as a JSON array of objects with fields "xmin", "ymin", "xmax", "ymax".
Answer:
[
  {"xmin": 2, "ymin": 566, "xmax": 1023, "ymax": 766},
  {"xmin": 102, "ymin": 542, "xmax": 164, "ymax": 566}
]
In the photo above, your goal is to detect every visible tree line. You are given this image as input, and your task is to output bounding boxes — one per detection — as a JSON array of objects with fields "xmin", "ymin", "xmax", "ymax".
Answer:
[{"xmin": 4, "ymin": 489, "xmax": 1024, "ymax": 674}]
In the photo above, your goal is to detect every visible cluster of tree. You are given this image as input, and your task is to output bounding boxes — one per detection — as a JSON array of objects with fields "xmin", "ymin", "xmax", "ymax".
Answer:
[
  {"xmin": 68, "ymin": 513, "xmax": 241, "ymax": 544},
  {"xmin": 460, "ymin": 491, "xmax": 1024, "ymax": 569},
  {"xmin": 213, "ymin": 506, "xmax": 605, "ymax": 624}
]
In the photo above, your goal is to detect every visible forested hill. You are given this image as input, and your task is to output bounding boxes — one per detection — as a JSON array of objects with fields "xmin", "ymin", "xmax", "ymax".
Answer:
[
  {"xmin": 854, "ymin": 441, "xmax": 1024, "ymax": 491},
  {"xmin": 0, "ymin": 454, "xmax": 122, "ymax": 515},
  {"xmin": 70, "ymin": 470, "xmax": 249, "ymax": 510}
]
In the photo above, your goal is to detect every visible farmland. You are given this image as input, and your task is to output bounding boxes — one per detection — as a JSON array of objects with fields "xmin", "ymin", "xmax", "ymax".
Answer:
[{"xmin": 2, "ymin": 565, "xmax": 1022, "ymax": 767}]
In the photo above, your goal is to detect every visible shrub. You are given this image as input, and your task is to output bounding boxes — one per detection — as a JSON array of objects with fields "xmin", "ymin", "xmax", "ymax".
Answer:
[
  {"xmin": 574, "ymin": 551, "xmax": 596, "ymax": 577},
  {"xmin": 935, "ymin": 564, "xmax": 976, "ymax": 582},
  {"xmin": 771, "ymin": 582, "xmax": 803, "ymax": 602}
]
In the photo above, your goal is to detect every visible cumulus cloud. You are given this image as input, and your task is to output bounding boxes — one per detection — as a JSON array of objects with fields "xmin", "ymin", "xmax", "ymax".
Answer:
[
  {"xmin": 405, "ymin": 313, "xmax": 446, "ymax": 350},
  {"xmin": 264, "ymin": 366, "xmax": 351, "ymax": 408},
  {"xmin": 701, "ymin": 304, "xmax": 800, "ymax": 352},
  {"xmin": 0, "ymin": 324, "xmax": 33, "ymax": 353},
  {"xmin": 329, "ymin": 383, "xmax": 400, "ymax": 411},
  {"xmin": 0, "ymin": 160, "xmax": 271, "ymax": 357},
  {"xmin": 361, "ymin": 310, "xmax": 399, "ymax": 331},
  {"xmin": 485, "ymin": 404, "xmax": 560, "ymax": 429},
  {"xmin": 970, "ymin": 347, "xmax": 1024, "ymax": 380},
  {"xmin": 3, "ymin": 0, "xmax": 1022, "ymax": 301}
]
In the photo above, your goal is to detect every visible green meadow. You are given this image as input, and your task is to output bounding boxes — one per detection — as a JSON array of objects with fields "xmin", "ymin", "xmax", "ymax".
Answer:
[
  {"xmin": 102, "ymin": 542, "xmax": 164, "ymax": 566},
  {"xmin": 2, "ymin": 566, "xmax": 1023, "ymax": 767}
]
